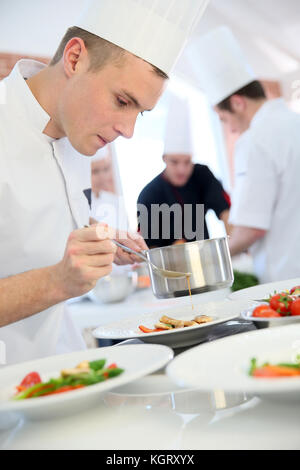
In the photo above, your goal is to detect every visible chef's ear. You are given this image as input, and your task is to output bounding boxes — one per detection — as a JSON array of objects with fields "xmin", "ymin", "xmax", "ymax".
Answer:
[
  {"xmin": 230, "ymin": 95, "xmax": 246, "ymax": 113},
  {"xmin": 63, "ymin": 37, "xmax": 89, "ymax": 77}
]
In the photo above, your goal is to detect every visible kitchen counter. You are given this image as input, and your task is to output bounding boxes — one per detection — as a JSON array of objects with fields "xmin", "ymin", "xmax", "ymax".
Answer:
[{"xmin": 1, "ymin": 281, "xmax": 299, "ymax": 450}]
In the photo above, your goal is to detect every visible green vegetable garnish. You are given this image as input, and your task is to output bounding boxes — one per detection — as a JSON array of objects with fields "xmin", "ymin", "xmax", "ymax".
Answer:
[{"xmin": 89, "ymin": 359, "xmax": 106, "ymax": 371}]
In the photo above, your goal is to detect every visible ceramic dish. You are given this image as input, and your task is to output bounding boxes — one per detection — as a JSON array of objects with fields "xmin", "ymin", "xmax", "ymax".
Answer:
[
  {"xmin": 167, "ymin": 324, "xmax": 300, "ymax": 400},
  {"xmin": 93, "ymin": 300, "xmax": 249, "ymax": 348},
  {"xmin": 0, "ymin": 344, "xmax": 173, "ymax": 421}
]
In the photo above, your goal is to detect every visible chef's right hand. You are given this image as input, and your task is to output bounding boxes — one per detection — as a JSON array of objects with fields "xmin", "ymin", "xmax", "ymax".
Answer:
[{"xmin": 55, "ymin": 224, "xmax": 117, "ymax": 299}]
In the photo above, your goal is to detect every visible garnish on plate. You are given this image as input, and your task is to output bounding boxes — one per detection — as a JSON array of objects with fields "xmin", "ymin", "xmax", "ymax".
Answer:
[
  {"xmin": 13, "ymin": 359, "xmax": 124, "ymax": 400},
  {"xmin": 249, "ymin": 356, "xmax": 300, "ymax": 378},
  {"xmin": 139, "ymin": 314, "xmax": 213, "ymax": 333}
]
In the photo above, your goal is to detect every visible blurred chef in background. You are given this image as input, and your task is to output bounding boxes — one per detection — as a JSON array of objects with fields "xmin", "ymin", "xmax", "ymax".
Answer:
[
  {"xmin": 89, "ymin": 145, "xmax": 128, "ymax": 232},
  {"xmin": 190, "ymin": 26, "xmax": 300, "ymax": 282},
  {"xmin": 137, "ymin": 92, "xmax": 231, "ymax": 248}
]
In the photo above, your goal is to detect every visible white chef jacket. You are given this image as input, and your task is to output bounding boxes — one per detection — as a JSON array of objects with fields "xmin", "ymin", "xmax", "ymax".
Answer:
[
  {"xmin": 229, "ymin": 98, "xmax": 300, "ymax": 283},
  {"xmin": 0, "ymin": 59, "xmax": 92, "ymax": 365}
]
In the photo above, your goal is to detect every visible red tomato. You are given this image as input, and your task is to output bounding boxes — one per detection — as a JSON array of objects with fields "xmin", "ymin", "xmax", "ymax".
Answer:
[
  {"xmin": 290, "ymin": 298, "xmax": 300, "ymax": 316},
  {"xmin": 269, "ymin": 293, "xmax": 293, "ymax": 315},
  {"xmin": 252, "ymin": 305, "xmax": 272, "ymax": 317},
  {"xmin": 252, "ymin": 308, "xmax": 281, "ymax": 318},
  {"xmin": 19, "ymin": 372, "xmax": 42, "ymax": 388}
]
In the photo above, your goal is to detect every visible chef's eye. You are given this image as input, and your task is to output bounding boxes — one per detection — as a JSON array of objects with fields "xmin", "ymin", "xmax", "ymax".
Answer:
[{"xmin": 117, "ymin": 97, "xmax": 128, "ymax": 107}]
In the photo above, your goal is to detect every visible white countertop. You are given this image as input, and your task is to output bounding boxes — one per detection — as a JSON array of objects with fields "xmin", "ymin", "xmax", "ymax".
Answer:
[{"xmin": 1, "ymin": 280, "xmax": 300, "ymax": 450}]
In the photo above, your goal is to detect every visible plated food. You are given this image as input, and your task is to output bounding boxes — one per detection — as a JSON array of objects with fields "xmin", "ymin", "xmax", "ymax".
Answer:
[
  {"xmin": 252, "ymin": 285, "xmax": 300, "ymax": 318},
  {"xmin": 93, "ymin": 300, "xmax": 245, "ymax": 349},
  {"xmin": 166, "ymin": 324, "xmax": 300, "ymax": 397},
  {"xmin": 13, "ymin": 359, "xmax": 124, "ymax": 400},
  {"xmin": 0, "ymin": 344, "xmax": 173, "ymax": 420},
  {"xmin": 138, "ymin": 314, "xmax": 213, "ymax": 333},
  {"xmin": 249, "ymin": 357, "xmax": 300, "ymax": 378},
  {"xmin": 241, "ymin": 284, "xmax": 300, "ymax": 324}
]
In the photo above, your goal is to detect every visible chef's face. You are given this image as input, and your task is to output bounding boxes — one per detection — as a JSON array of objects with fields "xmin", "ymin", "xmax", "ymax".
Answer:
[
  {"xmin": 163, "ymin": 154, "xmax": 194, "ymax": 187},
  {"xmin": 214, "ymin": 96, "xmax": 250, "ymax": 134},
  {"xmin": 215, "ymin": 108, "xmax": 242, "ymax": 134},
  {"xmin": 59, "ymin": 41, "xmax": 166, "ymax": 156}
]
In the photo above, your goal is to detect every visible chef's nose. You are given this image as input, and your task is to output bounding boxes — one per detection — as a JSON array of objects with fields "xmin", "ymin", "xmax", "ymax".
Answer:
[{"xmin": 115, "ymin": 115, "xmax": 137, "ymax": 139}]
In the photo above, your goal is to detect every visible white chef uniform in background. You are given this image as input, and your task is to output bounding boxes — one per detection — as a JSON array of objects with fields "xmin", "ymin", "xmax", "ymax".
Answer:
[
  {"xmin": 229, "ymin": 98, "xmax": 300, "ymax": 282},
  {"xmin": 188, "ymin": 26, "xmax": 300, "ymax": 282},
  {"xmin": 90, "ymin": 147, "xmax": 129, "ymax": 231},
  {"xmin": 0, "ymin": 0, "xmax": 210, "ymax": 364}
]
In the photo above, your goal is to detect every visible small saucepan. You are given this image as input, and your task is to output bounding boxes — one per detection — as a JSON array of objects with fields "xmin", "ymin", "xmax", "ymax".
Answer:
[{"xmin": 144, "ymin": 237, "xmax": 234, "ymax": 299}]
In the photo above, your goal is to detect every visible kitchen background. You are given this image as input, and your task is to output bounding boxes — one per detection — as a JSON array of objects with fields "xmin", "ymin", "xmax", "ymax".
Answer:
[{"xmin": 0, "ymin": 0, "xmax": 299, "ymax": 235}]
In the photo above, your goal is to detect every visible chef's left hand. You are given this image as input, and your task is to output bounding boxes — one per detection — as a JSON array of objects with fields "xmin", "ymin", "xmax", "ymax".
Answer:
[{"xmin": 113, "ymin": 230, "xmax": 149, "ymax": 265}]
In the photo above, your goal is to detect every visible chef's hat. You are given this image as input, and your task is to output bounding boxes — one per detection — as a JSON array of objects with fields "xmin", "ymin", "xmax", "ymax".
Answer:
[
  {"xmin": 163, "ymin": 93, "xmax": 193, "ymax": 155},
  {"xmin": 90, "ymin": 145, "xmax": 110, "ymax": 162},
  {"xmin": 187, "ymin": 26, "xmax": 257, "ymax": 105},
  {"xmin": 76, "ymin": 0, "xmax": 210, "ymax": 75}
]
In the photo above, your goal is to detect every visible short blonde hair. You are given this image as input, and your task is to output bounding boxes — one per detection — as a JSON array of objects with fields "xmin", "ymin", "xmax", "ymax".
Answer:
[{"xmin": 50, "ymin": 26, "xmax": 168, "ymax": 79}]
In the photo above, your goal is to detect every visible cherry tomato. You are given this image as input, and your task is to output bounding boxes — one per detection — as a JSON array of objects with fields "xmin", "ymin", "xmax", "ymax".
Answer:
[
  {"xmin": 19, "ymin": 372, "xmax": 42, "ymax": 388},
  {"xmin": 252, "ymin": 305, "xmax": 272, "ymax": 317},
  {"xmin": 291, "ymin": 298, "xmax": 300, "ymax": 316},
  {"xmin": 252, "ymin": 308, "xmax": 281, "ymax": 318},
  {"xmin": 269, "ymin": 293, "xmax": 293, "ymax": 315}
]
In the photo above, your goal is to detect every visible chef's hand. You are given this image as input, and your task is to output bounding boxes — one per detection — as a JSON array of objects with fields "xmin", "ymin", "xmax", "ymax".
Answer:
[
  {"xmin": 89, "ymin": 217, "xmax": 149, "ymax": 265},
  {"xmin": 55, "ymin": 224, "xmax": 117, "ymax": 298},
  {"xmin": 113, "ymin": 230, "xmax": 149, "ymax": 265}
]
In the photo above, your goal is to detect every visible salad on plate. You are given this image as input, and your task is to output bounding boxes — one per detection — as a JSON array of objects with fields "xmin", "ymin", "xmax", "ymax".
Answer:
[{"xmin": 13, "ymin": 359, "xmax": 124, "ymax": 400}]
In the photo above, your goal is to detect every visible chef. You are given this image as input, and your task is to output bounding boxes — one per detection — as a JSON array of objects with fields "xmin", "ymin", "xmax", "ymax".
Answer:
[
  {"xmin": 189, "ymin": 26, "xmax": 300, "ymax": 282},
  {"xmin": 89, "ymin": 145, "xmax": 128, "ymax": 232},
  {"xmin": 137, "ymin": 92, "xmax": 231, "ymax": 247},
  {"xmin": 0, "ymin": 0, "xmax": 210, "ymax": 364}
]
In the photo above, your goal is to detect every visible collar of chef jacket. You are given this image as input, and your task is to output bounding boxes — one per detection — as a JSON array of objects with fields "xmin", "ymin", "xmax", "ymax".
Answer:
[
  {"xmin": 250, "ymin": 98, "xmax": 285, "ymax": 129},
  {"xmin": 6, "ymin": 59, "xmax": 91, "ymax": 229}
]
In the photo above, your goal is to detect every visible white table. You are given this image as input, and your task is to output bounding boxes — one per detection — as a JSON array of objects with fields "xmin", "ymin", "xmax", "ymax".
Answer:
[{"xmin": 1, "ymin": 281, "xmax": 300, "ymax": 450}]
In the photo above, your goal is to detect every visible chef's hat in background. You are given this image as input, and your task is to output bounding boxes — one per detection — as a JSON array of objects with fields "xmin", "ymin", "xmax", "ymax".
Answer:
[
  {"xmin": 163, "ymin": 93, "xmax": 193, "ymax": 155},
  {"xmin": 187, "ymin": 26, "xmax": 257, "ymax": 106},
  {"xmin": 89, "ymin": 145, "xmax": 111, "ymax": 162},
  {"xmin": 76, "ymin": 0, "xmax": 210, "ymax": 75}
]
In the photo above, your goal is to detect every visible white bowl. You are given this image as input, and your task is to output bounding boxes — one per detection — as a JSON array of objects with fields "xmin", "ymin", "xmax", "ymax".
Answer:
[{"xmin": 92, "ymin": 273, "xmax": 136, "ymax": 303}]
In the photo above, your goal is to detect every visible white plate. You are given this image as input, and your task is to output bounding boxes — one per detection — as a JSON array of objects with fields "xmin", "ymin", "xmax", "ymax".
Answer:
[
  {"xmin": 0, "ymin": 344, "xmax": 173, "ymax": 421},
  {"xmin": 93, "ymin": 300, "xmax": 248, "ymax": 348},
  {"xmin": 241, "ymin": 303, "xmax": 300, "ymax": 325},
  {"xmin": 228, "ymin": 277, "xmax": 300, "ymax": 301},
  {"xmin": 166, "ymin": 324, "xmax": 300, "ymax": 398}
]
